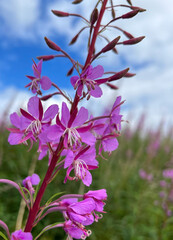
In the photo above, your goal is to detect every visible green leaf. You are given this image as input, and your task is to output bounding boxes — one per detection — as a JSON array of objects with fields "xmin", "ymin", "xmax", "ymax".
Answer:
[
  {"xmin": 0, "ymin": 231, "xmax": 8, "ymax": 240},
  {"xmin": 34, "ymin": 222, "xmax": 63, "ymax": 240}
]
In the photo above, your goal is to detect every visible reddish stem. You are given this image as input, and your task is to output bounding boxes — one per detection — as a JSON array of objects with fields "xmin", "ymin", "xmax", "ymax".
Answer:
[
  {"xmin": 83, "ymin": 0, "xmax": 108, "ymax": 70},
  {"xmin": 24, "ymin": 139, "xmax": 64, "ymax": 232}
]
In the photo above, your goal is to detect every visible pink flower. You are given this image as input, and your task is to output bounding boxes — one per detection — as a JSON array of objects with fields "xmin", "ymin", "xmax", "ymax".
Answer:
[
  {"xmin": 84, "ymin": 189, "xmax": 107, "ymax": 212},
  {"xmin": 47, "ymin": 102, "xmax": 95, "ymax": 148},
  {"xmin": 64, "ymin": 220, "xmax": 91, "ymax": 240},
  {"xmin": 163, "ymin": 169, "xmax": 173, "ymax": 179},
  {"xmin": 8, "ymin": 96, "xmax": 58, "ymax": 145},
  {"xmin": 25, "ymin": 59, "xmax": 52, "ymax": 94},
  {"xmin": 71, "ymin": 65, "xmax": 104, "ymax": 98},
  {"xmin": 22, "ymin": 173, "xmax": 40, "ymax": 194},
  {"xmin": 64, "ymin": 146, "xmax": 98, "ymax": 186},
  {"xmin": 11, "ymin": 229, "xmax": 33, "ymax": 240}
]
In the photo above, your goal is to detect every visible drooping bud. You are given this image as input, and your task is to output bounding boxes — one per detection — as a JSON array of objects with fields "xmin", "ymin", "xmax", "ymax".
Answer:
[
  {"xmin": 126, "ymin": 0, "xmax": 132, "ymax": 5},
  {"xmin": 123, "ymin": 36, "xmax": 145, "ymax": 45},
  {"xmin": 69, "ymin": 27, "xmax": 87, "ymax": 45},
  {"xmin": 131, "ymin": 6, "xmax": 146, "ymax": 12},
  {"xmin": 108, "ymin": 68, "xmax": 129, "ymax": 82},
  {"xmin": 37, "ymin": 55, "xmax": 55, "ymax": 61},
  {"xmin": 51, "ymin": 10, "xmax": 69, "ymax": 17},
  {"xmin": 72, "ymin": 0, "xmax": 83, "ymax": 4},
  {"xmin": 124, "ymin": 72, "xmax": 136, "ymax": 77},
  {"xmin": 44, "ymin": 37, "xmax": 61, "ymax": 51},
  {"xmin": 67, "ymin": 66, "xmax": 74, "ymax": 76},
  {"xmin": 122, "ymin": 9, "xmax": 139, "ymax": 19},
  {"xmin": 101, "ymin": 36, "xmax": 120, "ymax": 53},
  {"xmin": 40, "ymin": 92, "xmax": 60, "ymax": 101},
  {"xmin": 123, "ymin": 31, "xmax": 134, "ymax": 39},
  {"xmin": 90, "ymin": 8, "xmax": 98, "ymax": 26},
  {"xmin": 106, "ymin": 83, "xmax": 119, "ymax": 90}
]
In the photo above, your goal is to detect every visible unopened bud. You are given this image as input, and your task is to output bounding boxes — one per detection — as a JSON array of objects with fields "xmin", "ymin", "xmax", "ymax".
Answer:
[
  {"xmin": 67, "ymin": 66, "xmax": 74, "ymax": 76},
  {"xmin": 44, "ymin": 37, "xmax": 61, "ymax": 51},
  {"xmin": 106, "ymin": 83, "xmax": 118, "ymax": 90},
  {"xmin": 51, "ymin": 10, "xmax": 69, "ymax": 17},
  {"xmin": 123, "ymin": 31, "xmax": 134, "ymax": 39},
  {"xmin": 123, "ymin": 36, "xmax": 145, "ymax": 45},
  {"xmin": 122, "ymin": 10, "xmax": 139, "ymax": 19},
  {"xmin": 37, "ymin": 55, "xmax": 55, "ymax": 61},
  {"xmin": 126, "ymin": 0, "xmax": 132, "ymax": 5},
  {"xmin": 72, "ymin": 0, "xmax": 83, "ymax": 4},
  {"xmin": 90, "ymin": 8, "xmax": 98, "ymax": 25},
  {"xmin": 124, "ymin": 72, "xmax": 136, "ymax": 77},
  {"xmin": 69, "ymin": 33, "xmax": 80, "ymax": 45},
  {"xmin": 102, "ymin": 36, "xmax": 120, "ymax": 53},
  {"xmin": 109, "ymin": 68, "xmax": 129, "ymax": 82},
  {"xmin": 41, "ymin": 92, "xmax": 60, "ymax": 101},
  {"xmin": 131, "ymin": 6, "xmax": 146, "ymax": 12}
]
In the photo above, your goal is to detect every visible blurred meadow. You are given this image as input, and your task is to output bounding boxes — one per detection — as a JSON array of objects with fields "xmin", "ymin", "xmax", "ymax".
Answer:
[{"xmin": 0, "ymin": 107, "xmax": 173, "ymax": 240}]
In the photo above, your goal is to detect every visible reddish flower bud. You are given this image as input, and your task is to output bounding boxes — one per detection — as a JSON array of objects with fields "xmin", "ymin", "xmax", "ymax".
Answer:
[
  {"xmin": 90, "ymin": 8, "xmax": 98, "ymax": 25},
  {"xmin": 123, "ymin": 36, "xmax": 145, "ymax": 45},
  {"xmin": 126, "ymin": 0, "xmax": 132, "ymax": 5},
  {"xmin": 40, "ymin": 92, "xmax": 60, "ymax": 101},
  {"xmin": 108, "ymin": 68, "xmax": 129, "ymax": 82},
  {"xmin": 131, "ymin": 6, "xmax": 146, "ymax": 12},
  {"xmin": 124, "ymin": 72, "xmax": 136, "ymax": 77},
  {"xmin": 122, "ymin": 10, "xmax": 139, "ymax": 19},
  {"xmin": 123, "ymin": 31, "xmax": 134, "ymax": 39},
  {"xmin": 102, "ymin": 36, "xmax": 120, "ymax": 53},
  {"xmin": 51, "ymin": 10, "xmax": 69, "ymax": 17},
  {"xmin": 72, "ymin": 0, "xmax": 83, "ymax": 4},
  {"xmin": 44, "ymin": 37, "xmax": 61, "ymax": 51},
  {"xmin": 67, "ymin": 66, "xmax": 74, "ymax": 76},
  {"xmin": 37, "ymin": 55, "xmax": 55, "ymax": 61},
  {"xmin": 106, "ymin": 83, "xmax": 119, "ymax": 90}
]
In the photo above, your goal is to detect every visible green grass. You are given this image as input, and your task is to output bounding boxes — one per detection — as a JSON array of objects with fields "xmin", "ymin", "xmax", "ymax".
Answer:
[{"xmin": 0, "ymin": 126, "xmax": 173, "ymax": 240}]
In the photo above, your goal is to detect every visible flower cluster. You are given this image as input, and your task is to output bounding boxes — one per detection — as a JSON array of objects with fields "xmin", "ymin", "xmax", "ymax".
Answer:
[{"xmin": 0, "ymin": 0, "xmax": 145, "ymax": 239}]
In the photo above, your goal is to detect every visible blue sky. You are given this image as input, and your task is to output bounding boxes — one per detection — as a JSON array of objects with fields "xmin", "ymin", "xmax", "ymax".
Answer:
[{"xmin": 0, "ymin": 0, "xmax": 173, "ymax": 132}]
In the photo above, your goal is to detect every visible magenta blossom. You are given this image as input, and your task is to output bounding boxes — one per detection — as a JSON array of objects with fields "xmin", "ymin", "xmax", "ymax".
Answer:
[
  {"xmin": 22, "ymin": 173, "xmax": 40, "ymax": 194},
  {"xmin": 25, "ymin": 59, "xmax": 52, "ymax": 94},
  {"xmin": 71, "ymin": 65, "xmax": 104, "ymax": 98},
  {"xmin": 64, "ymin": 220, "xmax": 91, "ymax": 240},
  {"xmin": 66, "ymin": 198, "xmax": 96, "ymax": 226},
  {"xmin": 163, "ymin": 169, "xmax": 173, "ymax": 179},
  {"xmin": 47, "ymin": 102, "xmax": 96, "ymax": 148},
  {"xmin": 64, "ymin": 146, "xmax": 98, "ymax": 186},
  {"xmin": 8, "ymin": 96, "xmax": 58, "ymax": 145},
  {"xmin": 11, "ymin": 229, "xmax": 33, "ymax": 240},
  {"xmin": 84, "ymin": 189, "xmax": 107, "ymax": 212}
]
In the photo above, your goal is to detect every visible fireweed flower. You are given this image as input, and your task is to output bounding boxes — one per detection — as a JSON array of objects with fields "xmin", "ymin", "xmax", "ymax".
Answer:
[
  {"xmin": 163, "ymin": 169, "xmax": 173, "ymax": 179},
  {"xmin": 11, "ymin": 229, "xmax": 33, "ymax": 240},
  {"xmin": 84, "ymin": 189, "xmax": 107, "ymax": 212},
  {"xmin": 47, "ymin": 102, "xmax": 96, "ymax": 148},
  {"xmin": 22, "ymin": 173, "xmax": 40, "ymax": 194},
  {"xmin": 64, "ymin": 146, "xmax": 98, "ymax": 186},
  {"xmin": 64, "ymin": 220, "xmax": 92, "ymax": 240},
  {"xmin": 8, "ymin": 96, "xmax": 59, "ymax": 145},
  {"xmin": 92, "ymin": 96, "xmax": 122, "ymax": 154},
  {"xmin": 25, "ymin": 59, "xmax": 52, "ymax": 94},
  {"xmin": 70, "ymin": 65, "xmax": 104, "ymax": 98}
]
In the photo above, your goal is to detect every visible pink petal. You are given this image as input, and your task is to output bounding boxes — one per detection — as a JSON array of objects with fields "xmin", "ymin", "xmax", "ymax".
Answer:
[
  {"xmin": 70, "ymin": 198, "xmax": 95, "ymax": 214},
  {"xmin": 90, "ymin": 85, "xmax": 103, "ymax": 98},
  {"xmin": 70, "ymin": 76, "xmax": 79, "ymax": 87},
  {"xmin": 27, "ymin": 96, "xmax": 40, "ymax": 119},
  {"xmin": 61, "ymin": 102, "xmax": 70, "ymax": 127},
  {"xmin": 10, "ymin": 112, "xmax": 21, "ymax": 128},
  {"xmin": 88, "ymin": 65, "xmax": 104, "ymax": 79},
  {"xmin": 47, "ymin": 125, "xmax": 63, "ymax": 141},
  {"xmin": 8, "ymin": 133, "xmax": 23, "ymax": 145},
  {"xmin": 79, "ymin": 132, "xmax": 96, "ymax": 145},
  {"xmin": 43, "ymin": 104, "xmax": 59, "ymax": 122},
  {"xmin": 64, "ymin": 151, "xmax": 74, "ymax": 168},
  {"xmin": 40, "ymin": 76, "xmax": 52, "ymax": 90},
  {"xmin": 102, "ymin": 137, "xmax": 119, "ymax": 152},
  {"xmin": 71, "ymin": 107, "xmax": 88, "ymax": 127},
  {"xmin": 82, "ymin": 170, "xmax": 92, "ymax": 187},
  {"xmin": 31, "ymin": 174, "xmax": 40, "ymax": 185}
]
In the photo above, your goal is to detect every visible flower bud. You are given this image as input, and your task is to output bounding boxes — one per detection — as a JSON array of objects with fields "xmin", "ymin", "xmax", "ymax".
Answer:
[
  {"xmin": 72, "ymin": 0, "xmax": 83, "ymax": 4},
  {"xmin": 51, "ymin": 10, "xmax": 69, "ymax": 17},
  {"xmin": 102, "ymin": 36, "xmax": 120, "ymax": 53},
  {"xmin": 123, "ymin": 36, "xmax": 145, "ymax": 45},
  {"xmin": 122, "ymin": 10, "xmax": 139, "ymax": 19},
  {"xmin": 37, "ymin": 55, "xmax": 55, "ymax": 61},
  {"xmin": 131, "ymin": 6, "xmax": 146, "ymax": 12},
  {"xmin": 109, "ymin": 68, "xmax": 129, "ymax": 82},
  {"xmin": 90, "ymin": 8, "xmax": 98, "ymax": 25},
  {"xmin": 44, "ymin": 37, "xmax": 61, "ymax": 51},
  {"xmin": 126, "ymin": 0, "xmax": 132, "ymax": 5},
  {"xmin": 106, "ymin": 83, "xmax": 119, "ymax": 90}
]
